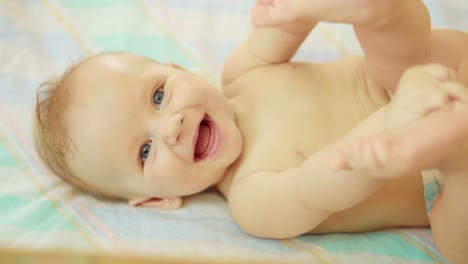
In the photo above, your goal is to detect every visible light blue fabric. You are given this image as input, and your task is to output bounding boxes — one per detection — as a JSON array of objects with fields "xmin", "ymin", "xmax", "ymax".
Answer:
[{"xmin": 0, "ymin": 0, "xmax": 464, "ymax": 263}]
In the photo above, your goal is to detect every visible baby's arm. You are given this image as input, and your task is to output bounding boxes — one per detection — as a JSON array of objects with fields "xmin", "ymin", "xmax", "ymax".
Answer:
[
  {"xmin": 222, "ymin": 3, "xmax": 316, "ymax": 90},
  {"xmin": 229, "ymin": 69, "xmax": 466, "ymax": 238},
  {"xmin": 333, "ymin": 64, "xmax": 468, "ymax": 175},
  {"xmin": 228, "ymin": 106, "xmax": 392, "ymax": 239}
]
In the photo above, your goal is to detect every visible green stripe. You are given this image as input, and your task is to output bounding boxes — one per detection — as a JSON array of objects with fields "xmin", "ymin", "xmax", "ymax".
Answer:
[{"xmin": 0, "ymin": 195, "xmax": 77, "ymax": 231}]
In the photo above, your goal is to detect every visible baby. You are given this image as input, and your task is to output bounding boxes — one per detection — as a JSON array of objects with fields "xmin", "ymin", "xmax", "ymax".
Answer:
[{"xmin": 35, "ymin": 0, "xmax": 468, "ymax": 263}]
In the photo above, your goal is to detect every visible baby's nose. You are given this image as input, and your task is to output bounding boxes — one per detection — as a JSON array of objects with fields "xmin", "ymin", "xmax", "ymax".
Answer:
[{"xmin": 164, "ymin": 113, "xmax": 184, "ymax": 145}]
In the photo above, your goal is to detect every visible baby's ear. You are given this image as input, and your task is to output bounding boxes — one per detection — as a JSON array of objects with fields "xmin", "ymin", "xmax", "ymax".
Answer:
[{"xmin": 128, "ymin": 197, "xmax": 183, "ymax": 210}]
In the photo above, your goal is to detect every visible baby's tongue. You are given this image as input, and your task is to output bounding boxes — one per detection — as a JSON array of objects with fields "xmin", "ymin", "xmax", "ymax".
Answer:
[{"xmin": 195, "ymin": 123, "xmax": 211, "ymax": 157}]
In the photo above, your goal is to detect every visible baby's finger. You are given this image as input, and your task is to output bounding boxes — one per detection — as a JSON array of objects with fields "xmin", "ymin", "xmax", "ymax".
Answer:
[
  {"xmin": 329, "ymin": 150, "xmax": 351, "ymax": 171},
  {"xmin": 402, "ymin": 85, "xmax": 462, "ymax": 118},
  {"xmin": 421, "ymin": 64, "xmax": 457, "ymax": 81},
  {"xmin": 441, "ymin": 81, "xmax": 468, "ymax": 104},
  {"xmin": 386, "ymin": 92, "xmax": 434, "ymax": 128},
  {"xmin": 421, "ymin": 89, "xmax": 452, "ymax": 115},
  {"xmin": 397, "ymin": 64, "xmax": 455, "ymax": 94}
]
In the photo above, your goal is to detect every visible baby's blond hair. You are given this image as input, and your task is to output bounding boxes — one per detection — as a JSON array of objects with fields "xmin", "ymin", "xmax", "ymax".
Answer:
[{"xmin": 34, "ymin": 62, "xmax": 109, "ymax": 198}]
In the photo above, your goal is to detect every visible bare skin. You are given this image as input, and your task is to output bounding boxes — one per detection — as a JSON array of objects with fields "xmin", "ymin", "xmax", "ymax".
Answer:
[
  {"xmin": 59, "ymin": 0, "xmax": 468, "ymax": 263},
  {"xmin": 333, "ymin": 64, "xmax": 468, "ymax": 263},
  {"xmin": 220, "ymin": 37, "xmax": 468, "ymax": 263},
  {"xmin": 221, "ymin": 58, "xmax": 431, "ymax": 234},
  {"xmin": 218, "ymin": 1, "xmax": 468, "ymax": 263}
]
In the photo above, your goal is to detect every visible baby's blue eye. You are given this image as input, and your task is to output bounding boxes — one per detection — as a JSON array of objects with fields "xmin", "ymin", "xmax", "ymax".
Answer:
[
  {"xmin": 153, "ymin": 88, "xmax": 165, "ymax": 109},
  {"xmin": 140, "ymin": 142, "xmax": 151, "ymax": 164}
]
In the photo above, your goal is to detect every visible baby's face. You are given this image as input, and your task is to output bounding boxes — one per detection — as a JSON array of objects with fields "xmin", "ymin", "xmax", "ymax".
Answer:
[{"xmin": 65, "ymin": 53, "xmax": 242, "ymax": 200}]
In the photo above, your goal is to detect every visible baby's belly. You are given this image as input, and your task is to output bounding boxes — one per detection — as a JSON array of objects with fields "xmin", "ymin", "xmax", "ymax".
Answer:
[{"xmin": 309, "ymin": 172, "xmax": 430, "ymax": 234}]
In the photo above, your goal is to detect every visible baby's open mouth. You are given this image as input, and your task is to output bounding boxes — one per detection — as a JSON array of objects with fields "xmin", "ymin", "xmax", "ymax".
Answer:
[{"xmin": 194, "ymin": 115, "xmax": 218, "ymax": 161}]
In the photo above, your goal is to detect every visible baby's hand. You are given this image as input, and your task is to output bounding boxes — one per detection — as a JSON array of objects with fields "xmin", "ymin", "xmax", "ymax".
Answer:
[
  {"xmin": 387, "ymin": 64, "xmax": 468, "ymax": 130},
  {"xmin": 330, "ymin": 64, "xmax": 468, "ymax": 179},
  {"xmin": 330, "ymin": 133, "xmax": 409, "ymax": 179},
  {"xmin": 251, "ymin": 0, "xmax": 404, "ymax": 28}
]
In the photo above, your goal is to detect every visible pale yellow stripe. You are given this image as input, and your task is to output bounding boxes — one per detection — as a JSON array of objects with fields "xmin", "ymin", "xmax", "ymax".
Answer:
[
  {"xmin": 74, "ymin": 202, "xmax": 132, "ymax": 253},
  {"xmin": 40, "ymin": 0, "xmax": 92, "ymax": 56},
  {"xmin": 5, "ymin": 1, "xmax": 97, "ymax": 249},
  {"xmin": 135, "ymin": 0, "xmax": 217, "ymax": 84},
  {"xmin": 389, "ymin": 230, "xmax": 445, "ymax": 264},
  {"xmin": 316, "ymin": 25, "xmax": 350, "ymax": 56},
  {"xmin": 281, "ymin": 239, "xmax": 331, "ymax": 264},
  {"xmin": 0, "ymin": 130, "xmax": 100, "ymax": 251}
]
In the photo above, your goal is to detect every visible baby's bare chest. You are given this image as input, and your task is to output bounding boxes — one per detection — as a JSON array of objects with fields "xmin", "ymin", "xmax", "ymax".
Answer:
[
  {"xmin": 222, "ymin": 62, "xmax": 427, "ymax": 232},
  {"xmin": 229, "ymin": 62, "xmax": 388, "ymax": 175}
]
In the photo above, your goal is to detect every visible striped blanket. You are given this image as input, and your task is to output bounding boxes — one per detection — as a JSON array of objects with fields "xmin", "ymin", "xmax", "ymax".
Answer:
[{"xmin": 1, "ymin": 0, "xmax": 466, "ymax": 263}]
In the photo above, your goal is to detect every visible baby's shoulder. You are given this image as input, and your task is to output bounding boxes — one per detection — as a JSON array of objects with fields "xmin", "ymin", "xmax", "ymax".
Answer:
[
  {"xmin": 223, "ymin": 57, "xmax": 366, "ymax": 99},
  {"xmin": 223, "ymin": 56, "xmax": 365, "ymax": 91},
  {"xmin": 222, "ymin": 62, "xmax": 304, "ymax": 97}
]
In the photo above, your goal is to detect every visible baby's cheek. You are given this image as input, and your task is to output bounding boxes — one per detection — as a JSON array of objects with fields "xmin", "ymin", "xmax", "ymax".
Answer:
[{"xmin": 152, "ymin": 160, "xmax": 184, "ymax": 181}]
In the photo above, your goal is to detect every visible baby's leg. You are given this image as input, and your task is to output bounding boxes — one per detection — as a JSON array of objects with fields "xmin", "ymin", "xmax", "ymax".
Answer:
[
  {"xmin": 332, "ymin": 64, "xmax": 468, "ymax": 178},
  {"xmin": 332, "ymin": 103, "xmax": 468, "ymax": 178},
  {"xmin": 431, "ymin": 170, "xmax": 468, "ymax": 264},
  {"xmin": 333, "ymin": 65, "xmax": 468, "ymax": 263},
  {"xmin": 334, "ymin": 99, "xmax": 468, "ymax": 264}
]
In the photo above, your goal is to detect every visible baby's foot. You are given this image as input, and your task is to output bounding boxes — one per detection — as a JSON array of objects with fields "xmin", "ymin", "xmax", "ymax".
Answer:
[
  {"xmin": 332, "ymin": 65, "xmax": 468, "ymax": 178},
  {"xmin": 332, "ymin": 85, "xmax": 468, "ymax": 179},
  {"xmin": 386, "ymin": 64, "xmax": 468, "ymax": 130}
]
